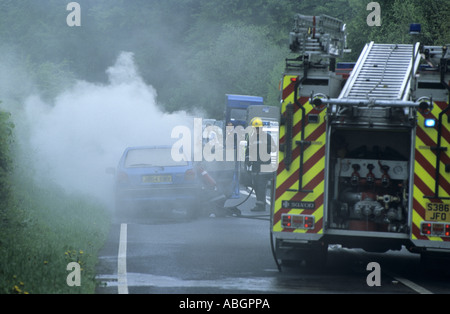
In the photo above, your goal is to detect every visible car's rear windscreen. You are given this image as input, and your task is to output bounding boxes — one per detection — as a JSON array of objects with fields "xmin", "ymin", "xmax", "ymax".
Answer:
[{"xmin": 125, "ymin": 148, "xmax": 188, "ymax": 168}]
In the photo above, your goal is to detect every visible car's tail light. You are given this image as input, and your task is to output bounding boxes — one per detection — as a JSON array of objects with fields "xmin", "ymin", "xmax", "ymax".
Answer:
[
  {"xmin": 117, "ymin": 171, "xmax": 129, "ymax": 183},
  {"xmin": 184, "ymin": 169, "xmax": 196, "ymax": 181}
]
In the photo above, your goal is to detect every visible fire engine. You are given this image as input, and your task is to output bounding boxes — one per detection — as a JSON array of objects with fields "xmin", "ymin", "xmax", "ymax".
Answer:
[{"xmin": 271, "ymin": 14, "xmax": 450, "ymax": 268}]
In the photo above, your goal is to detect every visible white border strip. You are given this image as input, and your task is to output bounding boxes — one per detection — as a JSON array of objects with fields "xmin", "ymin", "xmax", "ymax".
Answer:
[{"xmin": 118, "ymin": 223, "xmax": 128, "ymax": 294}]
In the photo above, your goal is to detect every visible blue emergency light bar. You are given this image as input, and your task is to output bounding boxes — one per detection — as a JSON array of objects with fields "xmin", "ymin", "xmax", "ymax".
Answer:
[{"xmin": 409, "ymin": 23, "xmax": 421, "ymax": 35}]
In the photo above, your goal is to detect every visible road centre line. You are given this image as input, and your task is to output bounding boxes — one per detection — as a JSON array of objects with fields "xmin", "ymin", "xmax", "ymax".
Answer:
[{"xmin": 118, "ymin": 223, "xmax": 128, "ymax": 294}]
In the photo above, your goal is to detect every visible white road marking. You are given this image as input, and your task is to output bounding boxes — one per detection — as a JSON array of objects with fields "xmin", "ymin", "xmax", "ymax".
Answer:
[
  {"xmin": 385, "ymin": 272, "xmax": 433, "ymax": 294},
  {"xmin": 118, "ymin": 223, "xmax": 128, "ymax": 294},
  {"xmin": 342, "ymin": 248, "xmax": 434, "ymax": 294}
]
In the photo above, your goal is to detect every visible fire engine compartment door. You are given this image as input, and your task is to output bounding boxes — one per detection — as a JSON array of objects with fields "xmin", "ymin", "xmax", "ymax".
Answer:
[
  {"xmin": 273, "ymin": 74, "xmax": 327, "ymax": 238},
  {"xmin": 412, "ymin": 101, "xmax": 450, "ymax": 245}
]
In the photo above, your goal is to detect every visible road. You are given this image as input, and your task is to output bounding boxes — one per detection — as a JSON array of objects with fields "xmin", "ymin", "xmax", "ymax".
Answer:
[{"xmin": 95, "ymin": 191, "xmax": 450, "ymax": 296}]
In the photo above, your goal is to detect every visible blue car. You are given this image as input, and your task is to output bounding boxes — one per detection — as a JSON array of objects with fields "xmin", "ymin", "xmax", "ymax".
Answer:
[{"xmin": 113, "ymin": 146, "xmax": 203, "ymax": 217}]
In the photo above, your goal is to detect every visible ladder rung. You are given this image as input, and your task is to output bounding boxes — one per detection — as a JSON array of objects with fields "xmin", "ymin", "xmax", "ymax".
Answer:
[{"xmin": 339, "ymin": 42, "xmax": 417, "ymax": 100}]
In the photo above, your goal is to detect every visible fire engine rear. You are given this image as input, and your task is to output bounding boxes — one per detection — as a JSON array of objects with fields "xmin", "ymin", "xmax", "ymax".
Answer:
[{"xmin": 271, "ymin": 14, "xmax": 450, "ymax": 267}]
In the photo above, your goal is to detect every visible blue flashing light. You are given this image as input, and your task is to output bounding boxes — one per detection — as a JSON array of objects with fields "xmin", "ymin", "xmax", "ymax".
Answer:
[
  {"xmin": 424, "ymin": 118, "xmax": 436, "ymax": 128},
  {"xmin": 410, "ymin": 23, "xmax": 421, "ymax": 35}
]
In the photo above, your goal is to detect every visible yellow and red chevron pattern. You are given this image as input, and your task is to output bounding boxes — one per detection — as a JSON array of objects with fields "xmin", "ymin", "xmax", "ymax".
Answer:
[
  {"xmin": 413, "ymin": 101, "xmax": 450, "ymax": 243},
  {"xmin": 273, "ymin": 75, "xmax": 326, "ymax": 234}
]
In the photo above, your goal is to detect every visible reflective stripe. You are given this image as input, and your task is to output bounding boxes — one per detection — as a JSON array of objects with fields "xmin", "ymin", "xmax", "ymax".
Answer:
[
  {"xmin": 273, "ymin": 76, "xmax": 326, "ymax": 234},
  {"xmin": 412, "ymin": 101, "xmax": 450, "ymax": 242}
]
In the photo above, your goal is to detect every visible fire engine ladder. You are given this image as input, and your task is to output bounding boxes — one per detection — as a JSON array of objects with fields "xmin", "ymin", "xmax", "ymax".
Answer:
[
  {"xmin": 339, "ymin": 41, "xmax": 422, "ymax": 101},
  {"xmin": 285, "ymin": 14, "xmax": 347, "ymax": 192}
]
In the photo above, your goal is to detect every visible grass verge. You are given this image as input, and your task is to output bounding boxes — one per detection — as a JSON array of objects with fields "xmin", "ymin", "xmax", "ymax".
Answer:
[{"xmin": 0, "ymin": 174, "xmax": 111, "ymax": 294}]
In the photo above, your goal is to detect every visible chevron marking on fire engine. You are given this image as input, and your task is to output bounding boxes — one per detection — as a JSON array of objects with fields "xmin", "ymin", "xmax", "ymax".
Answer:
[
  {"xmin": 274, "ymin": 86, "xmax": 326, "ymax": 234},
  {"xmin": 412, "ymin": 101, "xmax": 450, "ymax": 242},
  {"xmin": 282, "ymin": 78, "xmax": 296, "ymax": 102}
]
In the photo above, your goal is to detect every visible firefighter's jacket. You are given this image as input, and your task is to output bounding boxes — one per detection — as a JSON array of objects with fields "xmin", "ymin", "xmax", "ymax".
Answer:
[{"xmin": 245, "ymin": 129, "xmax": 276, "ymax": 173}]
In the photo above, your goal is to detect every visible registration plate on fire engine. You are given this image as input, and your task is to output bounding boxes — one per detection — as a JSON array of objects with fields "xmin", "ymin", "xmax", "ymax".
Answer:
[
  {"xmin": 425, "ymin": 202, "xmax": 450, "ymax": 222},
  {"xmin": 142, "ymin": 175, "xmax": 172, "ymax": 183}
]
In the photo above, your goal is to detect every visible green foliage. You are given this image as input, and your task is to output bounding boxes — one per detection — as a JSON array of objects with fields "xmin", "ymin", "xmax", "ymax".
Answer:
[
  {"xmin": 346, "ymin": 0, "xmax": 449, "ymax": 60},
  {"xmin": 170, "ymin": 23, "xmax": 286, "ymax": 117},
  {"xmin": 0, "ymin": 108, "xmax": 14, "ymax": 213},
  {"xmin": 0, "ymin": 105, "xmax": 110, "ymax": 294},
  {"xmin": 1, "ymin": 0, "xmax": 447, "ymax": 116},
  {"xmin": 0, "ymin": 170, "xmax": 111, "ymax": 294},
  {"xmin": 0, "ymin": 0, "xmax": 448, "ymax": 294},
  {"xmin": 28, "ymin": 61, "xmax": 76, "ymax": 102}
]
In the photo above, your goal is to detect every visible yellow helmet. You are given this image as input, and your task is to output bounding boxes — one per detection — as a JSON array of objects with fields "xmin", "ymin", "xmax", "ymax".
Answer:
[{"xmin": 251, "ymin": 117, "xmax": 263, "ymax": 128}]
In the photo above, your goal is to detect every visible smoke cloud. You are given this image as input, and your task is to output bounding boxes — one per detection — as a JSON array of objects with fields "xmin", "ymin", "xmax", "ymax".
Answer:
[{"xmin": 22, "ymin": 51, "xmax": 193, "ymax": 205}]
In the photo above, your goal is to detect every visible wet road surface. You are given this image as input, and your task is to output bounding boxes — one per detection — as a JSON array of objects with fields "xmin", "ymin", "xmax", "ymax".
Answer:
[{"xmin": 95, "ymin": 195, "xmax": 450, "ymax": 295}]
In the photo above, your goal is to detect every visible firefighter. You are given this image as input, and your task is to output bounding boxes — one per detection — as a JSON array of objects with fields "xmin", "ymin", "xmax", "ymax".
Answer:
[{"xmin": 246, "ymin": 117, "xmax": 276, "ymax": 212}]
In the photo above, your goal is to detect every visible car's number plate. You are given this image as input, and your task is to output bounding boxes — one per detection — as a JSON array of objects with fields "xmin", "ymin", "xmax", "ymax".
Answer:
[
  {"xmin": 425, "ymin": 202, "xmax": 450, "ymax": 222},
  {"xmin": 142, "ymin": 175, "xmax": 172, "ymax": 183}
]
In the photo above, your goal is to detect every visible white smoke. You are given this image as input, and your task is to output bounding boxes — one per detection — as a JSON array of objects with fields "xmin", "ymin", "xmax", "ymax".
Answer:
[{"xmin": 23, "ymin": 52, "xmax": 192, "ymax": 205}]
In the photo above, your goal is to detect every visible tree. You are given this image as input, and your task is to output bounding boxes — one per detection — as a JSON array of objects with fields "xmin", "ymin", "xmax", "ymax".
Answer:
[
  {"xmin": 0, "ymin": 0, "xmax": 447, "ymax": 116},
  {"xmin": 167, "ymin": 23, "xmax": 285, "ymax": 117}
]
